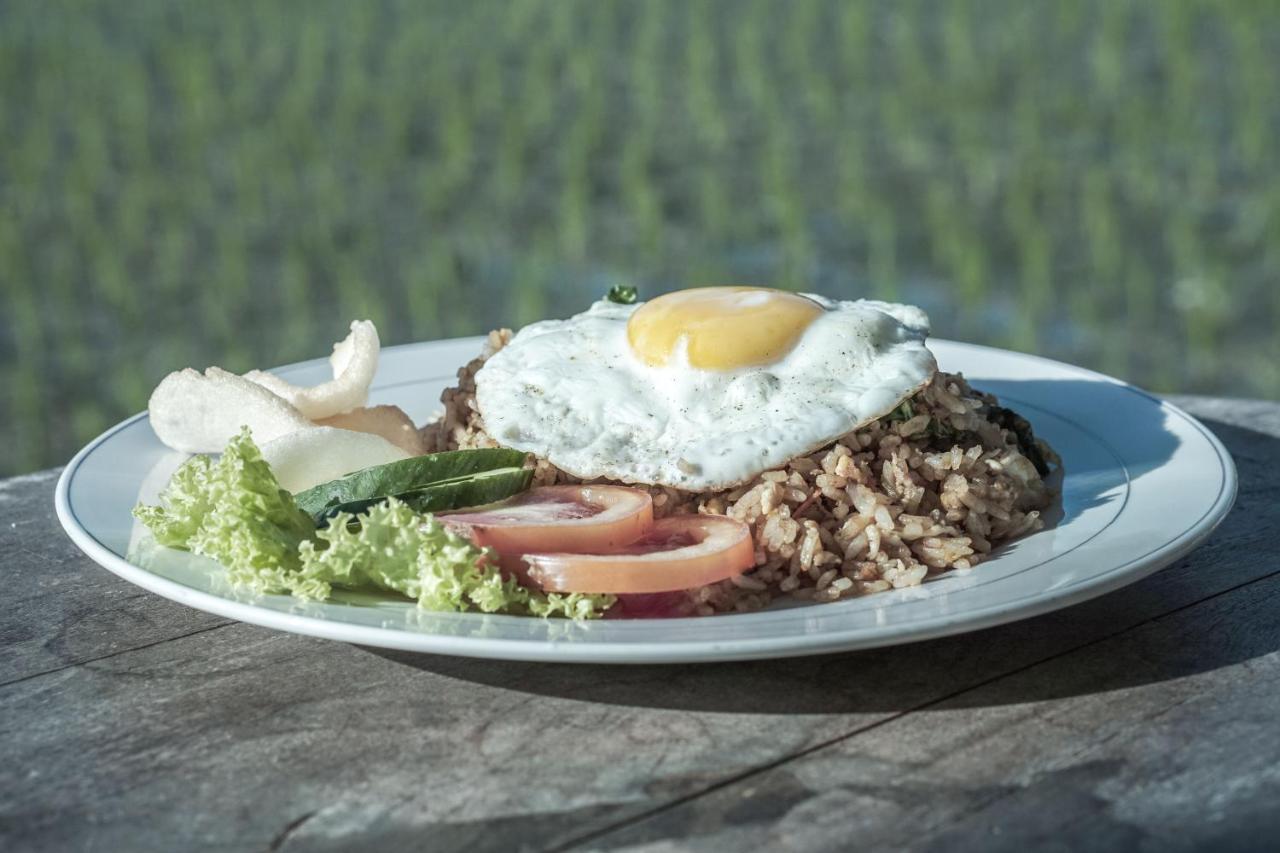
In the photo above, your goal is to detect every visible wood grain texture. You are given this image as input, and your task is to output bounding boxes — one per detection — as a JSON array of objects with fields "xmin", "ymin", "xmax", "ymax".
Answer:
[
  {"xmin": 580, "ymin": 572, "xmax": 1280, "ymax": 852},
  {"xmin": 1, "ymin": 397, "xmax": 1277, "ymax": 852},
  {"xmin": 0, "ymin": 470, "xmax": 231, "ymax": 686}
]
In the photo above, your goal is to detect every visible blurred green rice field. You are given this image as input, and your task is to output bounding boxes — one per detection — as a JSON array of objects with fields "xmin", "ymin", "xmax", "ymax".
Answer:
[{"xmin": 2, "ymin": 0, "xmax": 1279, "ymax": 476}]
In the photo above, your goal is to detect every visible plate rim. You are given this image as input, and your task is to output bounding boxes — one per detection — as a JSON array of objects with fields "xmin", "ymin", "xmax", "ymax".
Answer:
[{"xmin": 54, "ymin": 338, "xmax": 1238, "ymax": 663}]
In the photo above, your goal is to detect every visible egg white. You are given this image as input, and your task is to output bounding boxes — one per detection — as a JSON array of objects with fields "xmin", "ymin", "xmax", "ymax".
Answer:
[{"xmin": 474, "ymin": 295, "xmax": 938, "ymax": 491}]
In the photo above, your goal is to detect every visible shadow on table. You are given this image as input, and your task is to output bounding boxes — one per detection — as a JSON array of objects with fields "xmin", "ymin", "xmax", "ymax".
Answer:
[{"xmin": 364, "ymin": 417, "xmax": 1275, "ymax": 715}]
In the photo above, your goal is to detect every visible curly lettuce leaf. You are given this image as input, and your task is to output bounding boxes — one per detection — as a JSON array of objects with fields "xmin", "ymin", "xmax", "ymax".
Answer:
[
  {"xmin": 298, "ymin": 499, "xmax": 614, "ymax": 618},
  {"xmin": 133, "ymin": 427, "xmax": 317, "ymax": 595},
  {"xmin": 134, "ymin": 431, "xmax": 612, "ymax": 618},
  {"xmin": 133, "ymin": 455, "xmax": 218, "ymax": 547},
  {"xmin": 527, "ymin": 591, "xmax": 617, "ymax": 620}
]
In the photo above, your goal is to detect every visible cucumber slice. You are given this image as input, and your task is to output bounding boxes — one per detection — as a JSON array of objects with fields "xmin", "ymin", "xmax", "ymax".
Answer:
[
  {"xmin": 307, "ymin": 466, "xmax": 534, "ymax": 522},
  {"xmin": 397, "ymin": 467, "xmax": 535, "ymax": 515},
  {"xmin": 295, "ymin": 447, "xmax": 529, "ymax": 519}
]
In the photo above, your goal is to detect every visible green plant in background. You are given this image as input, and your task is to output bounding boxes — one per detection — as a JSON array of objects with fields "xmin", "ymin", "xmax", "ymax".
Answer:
[{"xmin": 1, "ymin": 0, "xmax": 1278, "ymax": 477}]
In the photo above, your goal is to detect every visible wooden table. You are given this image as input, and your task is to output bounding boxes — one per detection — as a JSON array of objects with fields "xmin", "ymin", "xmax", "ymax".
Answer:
[{"xmin": 3, "ymin": 396, "xmax": 1278, "ymax": 852}]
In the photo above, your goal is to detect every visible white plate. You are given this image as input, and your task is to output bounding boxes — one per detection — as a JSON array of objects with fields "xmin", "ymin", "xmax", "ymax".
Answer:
[{"xmin": 55, "ymin": 339, "xmax": 1236, "ymax": 663}]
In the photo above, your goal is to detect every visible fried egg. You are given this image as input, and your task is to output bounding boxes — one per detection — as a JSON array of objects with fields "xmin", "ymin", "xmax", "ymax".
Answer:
[{"xmin": 475, "ymin": 287, "xmax": 938, "ymax": 490}]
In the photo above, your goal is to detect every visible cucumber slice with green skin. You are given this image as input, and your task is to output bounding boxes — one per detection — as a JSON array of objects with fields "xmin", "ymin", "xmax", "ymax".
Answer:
[
  {"xmin": 310, "ymin": 466, "xmax": 534, "ymax": 523},
  {"xmin": 295, "ymin": 448, "xmax": 528, "ymax": 517},
  {"xmin": 398, "ymin": 466, "xmax": 535, "ymax": 515}
]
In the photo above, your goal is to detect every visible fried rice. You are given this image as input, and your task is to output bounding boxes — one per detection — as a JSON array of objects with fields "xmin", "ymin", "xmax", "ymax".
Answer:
[{"xmin": 423, "ymin": 329, "xmax": 1060, "ymax": 616}]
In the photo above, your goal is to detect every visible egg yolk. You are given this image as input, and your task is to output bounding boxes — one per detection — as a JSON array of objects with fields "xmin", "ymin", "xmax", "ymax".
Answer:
[{"xmin": 626, "ymin": 287, "xmax": 823, "ymax": 370}]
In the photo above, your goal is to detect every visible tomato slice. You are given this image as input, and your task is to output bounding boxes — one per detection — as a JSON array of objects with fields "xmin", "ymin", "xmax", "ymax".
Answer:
[
  {"xmin": 437, "ymin": 485, "xmax": 654, "ymax": 574},
  {"xmin": 521, "ymin": 514, "xmax": 755, "ymax": 594}
]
